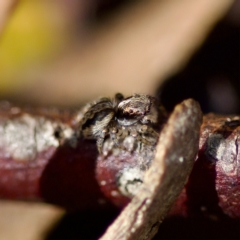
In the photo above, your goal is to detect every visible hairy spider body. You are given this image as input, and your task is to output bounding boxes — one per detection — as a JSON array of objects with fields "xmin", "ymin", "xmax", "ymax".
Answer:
[{"xmin": 78, "ymin": 93, "xmax": 165, "ymax": 154}]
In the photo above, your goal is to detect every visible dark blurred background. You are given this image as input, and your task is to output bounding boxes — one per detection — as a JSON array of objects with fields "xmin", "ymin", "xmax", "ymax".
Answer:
[{"xmin": 157, "ymin": 17, "xmax": 240, "ymax": 115}]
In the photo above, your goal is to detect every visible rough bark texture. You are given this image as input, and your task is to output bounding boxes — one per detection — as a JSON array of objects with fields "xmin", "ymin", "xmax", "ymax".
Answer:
[
  {"xmin": 2, "ymin": 100, "xmax": 240, "ymax": 221},
  {"xmin": 100, "ymin": 99, "xmax": 202, "ymax": 240},
  {"xmin": 0, "ymin": 102, "xmax": 108, "ymax": 210},
  {"xmin": 169, "ymin": 114, "xmax": 240, "ymax": 219},
  {"xmin": 202, "ymin": 114, "xmax": 240, "ymax": 218}
]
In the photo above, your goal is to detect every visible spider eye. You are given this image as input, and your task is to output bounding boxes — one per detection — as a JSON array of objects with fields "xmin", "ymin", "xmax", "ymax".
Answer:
[{"xmin": 129, "ymin": 109, "xmax": 134, "ymax": 114}]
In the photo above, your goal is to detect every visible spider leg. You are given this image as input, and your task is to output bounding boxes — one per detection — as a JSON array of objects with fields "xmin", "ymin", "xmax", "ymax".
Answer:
[
  {"xmin": 137, "ymin": 125, "xmax": 159, "ymax": 148},
  {"xmin": 96, "ymin": 128, "xmax": 108, "ymax": 153}
]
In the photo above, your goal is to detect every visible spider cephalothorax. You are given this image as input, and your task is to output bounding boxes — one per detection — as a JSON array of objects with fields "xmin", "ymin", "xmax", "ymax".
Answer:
[
  {"xmin": 78, "ymin": 93, "xmax": 165, "ymax": 154},
  {"xmin": 116, "ymin": 94, "xmax": 160, "ymax": 126}
]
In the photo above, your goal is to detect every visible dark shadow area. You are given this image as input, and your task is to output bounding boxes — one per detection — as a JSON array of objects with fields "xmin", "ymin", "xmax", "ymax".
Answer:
[
  {"xmin": 154, "ymin": 216, "xmax": 240, "ymax": 240},
  {"xmin": 46, "ymin": 209, "xmax": 120, "ymax": 240},
  {"xmin": 185, "ymin": 150, "xmax": 224, "ymax": 218},
  {"xmin": 46, "ymin": 211, "xmax": 240, "ymax": 240}
]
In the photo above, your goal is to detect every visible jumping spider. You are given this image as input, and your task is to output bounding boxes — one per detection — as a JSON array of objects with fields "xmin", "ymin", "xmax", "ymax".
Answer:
[{"xmin": 78, "ymin": 93, "xmax": 166, "ymax": 154}]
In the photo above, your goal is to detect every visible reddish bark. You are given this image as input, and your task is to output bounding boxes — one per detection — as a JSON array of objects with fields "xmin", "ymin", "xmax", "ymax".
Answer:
[
  {"xmin": 39, "ymin": 140, "xmax": 110, "ymax": 210},
  {"xmin": 0, "ymin": 102, "xmax": 240, "ymax": 218},
  {"xmin": 170, "ymin": 114, "xmax": 240, "ymax": 218},
  {"xmin": 0, "ymin": 102, "xmax": 110, "ymax": 210}
]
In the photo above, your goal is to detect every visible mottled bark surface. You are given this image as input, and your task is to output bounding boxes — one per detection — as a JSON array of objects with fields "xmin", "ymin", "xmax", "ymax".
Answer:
[
  {"xmin": 1, "ymin": 100, "xmax": 240, "ymax": 221},
  {"xmin": 0, "ymin": 102, "xmax": 108, "ymax": 210},
  {"xmin": 169, "ymin": 114, "xmax": 240, "ymax": 219},
  {"xmin": 198, "ymin": 114, "xmax": 240, "ymax": 218}
]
